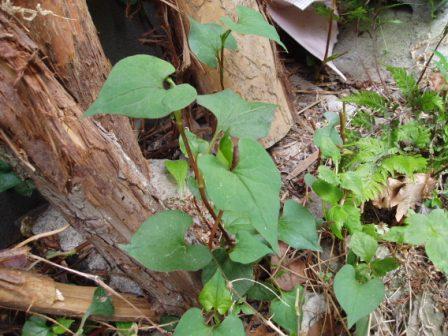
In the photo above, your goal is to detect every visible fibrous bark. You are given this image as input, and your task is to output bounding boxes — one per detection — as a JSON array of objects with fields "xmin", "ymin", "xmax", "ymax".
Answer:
[
  {"xmin": 0, "ymin": 6, "xmax": 200, "ymax": 315},
  {"xmin": 171, "ymin": 0, "xmax": 294, "ymax": 147}
]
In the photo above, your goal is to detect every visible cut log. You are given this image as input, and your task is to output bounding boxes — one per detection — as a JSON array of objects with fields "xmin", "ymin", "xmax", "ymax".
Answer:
[
  {"xmin": 0, "ymin": 8, "xmax": 200, "ymax": 315},
  {"xmin": 172, "ymin": 0, "xmax": 294, "ymax": 147},
  {"xmin": 0, "ymin": 267, "xmax": 157, "ymax": 322}
]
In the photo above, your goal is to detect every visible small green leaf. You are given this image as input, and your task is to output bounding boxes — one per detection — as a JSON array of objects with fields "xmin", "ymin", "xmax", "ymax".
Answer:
[
  {"xmin": 313, "ymin": 112, "xmax": 342, "ymax": 162},
  {"xmin": 230, "ymin": 231, "xmax": 272, "ymax": 264},
  {"xmin": 116, "ymin": 322, "xmax": 138, "ymax": 336},
  {"xmin": 198, "ymin": 138, "xmax": 281, "ymax": 252},
  {"xmin": 270, "ymin": 286, "xmax": 303, "ymax": 334},
  {"xmin": 202, "ymin": 248, "xmax": 254, "ymax": 297},
  {"xmin": 22, "ymin": 317, "xmax": 52, "ymax": 336},
  {"xmin": 51, "ymin": 318, "xmax": 74, "ymax": 335},
  {"xmin": 121, "ymin": 210, "xmax": 212, "ymax": 272},
  {"xmin": 0, "ymin": 172, "xmax": 22, "ymax": 192},
  {"xmin": 216, "ymin": 133, "xmax": 234, "ymax": 168},
  {"xmin": 402, "ymin": 209, "xmax": 448, "ymax": 273},
  {"xmin": 312, "ymin": 179, "xmax": 343, "ymax": 204},
  {"xmin": 197, "ymin": 89, "xmax": 276, "ymax": 140},
  {"xmin": 318, "ymin": 165, "xmax": 340, "ymax": 186},
  {"xmin": 88, "ymin": 287, "xmax": 115, "ymax": 317},
  {"xmin": 14, "ymin": 180, "xmax": 35, "ymax": 197},
  {"xmin": 342, "ymin": 91, "xmax": 388, "ymax": 113},
  {"xmin": 179, "ymin": 130, "xmax": 209, "ymax": 159},
  {"xmin": 199, "ymin": 270, "xmax": 233, "ymax": 315},
  {"xmin": 349, "ymin": 232, "xmax": 378, "ymax": 262},
  {"xmin": 221, "ymin": 5, "xmax": 286, "ymax": 50},
  {"xmin": 174, "ymin": 308, "xmax": 245, "ymax": 336},
  {"xmin": 371, "ymin": 257, "xmax": 400, "ymax": 277},
  {"xmin": 173, "ymin": 308, "xmax": 211, "ymax": 336},
  {"xmin": 77, "ymin": 287, "xmax": 115, "ymax": 335},
  {"xmin": 246, "ymin": 282, "xmax": 277, "ymax": 301},
  {"xmin": 85, "ymin": 55, "xmax": 197, "ymax": 118},
  {"xmin": 165, "ymin": 160, "xmax": 189, "ymax": 191},
  {"xmin": 334, "ymin": 265, "xmax": 384, "ymax": 328},
  {"xmin": 188, "ymin": 18, "xmax": 237, "ymax": 68},
  {"xmin": 327, "ymin": 204, "xmax": 362, "ymax": 235},
  {"xmin": 278, "ymin": 200, "xmax": 321, "ymax": 251}
]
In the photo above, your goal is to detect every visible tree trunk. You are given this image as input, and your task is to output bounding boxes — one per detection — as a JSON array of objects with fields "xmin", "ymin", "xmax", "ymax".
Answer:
[
  {"xmin": 170, "ymin": 0, "xmax": 294, "ymax": 147},
  {"xmin": 0, "ymin": 6, "xmax": 200, "ymax": 315}
]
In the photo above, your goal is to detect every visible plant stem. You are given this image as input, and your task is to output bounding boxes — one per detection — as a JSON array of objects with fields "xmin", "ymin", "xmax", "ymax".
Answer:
[
  {"xmin": 218, "ymin": 30, "xmax": 231, "ymax": 90},
  {"xmin": 173, "ymin": 109, "xmax": 232, "ymax": 246},
  {"xmin": 208, "ymin": 210, "xmax": 224, "ymax": 248},
  {"xmin": 208, "ymin": 129, "xmax": 221, "ymax": 153},
  {"xmin": 417, "ymin": 23, "xmax": 448, "ymax": 85},
  {"xmin": 339, "ymin": 102, "xmax": 347, "ymax": 144}
]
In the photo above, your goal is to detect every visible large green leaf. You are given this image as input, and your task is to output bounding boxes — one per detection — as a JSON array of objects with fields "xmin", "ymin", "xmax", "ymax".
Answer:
[
  {"xmin": 199, "ymin": 270, "xmax": 233, "ymax": 315},
  {"xmin": 270, "ymin": 286, "xmax": 303, "ymax": 335},
  {"xmin": 334, "ymin": 265, "xmax": 384, "ymax": 328},
  {"xmin": 230, "ymin": 231, "xmax": 272, "ymax": 264},
  {"xmin": 85, "ymin": 55, "xmax": 197, "ymax": 118},
  {"xmin": 402, "ymin": 209, "xmax": 448, "ymax": 273},
  {"xmin": 202, "ymin": 248, "xmax": 254, "ymax": 297},
  {"xmin": 279, "ymin": 200, "xmax": 321, "ymax": 251},
  {"xmin": 197, "ymin": 89, "xmax": 276, "ymax": 140},
  {"xmin": 188, "ymin": 18, "xmax": 237, "ymax": 68},
  {"xmin": 198, "ymin": 138, "xmax": 281, "ymax": 251},
  {"xmin": 221, "ymin": 5, "xmax": 286, "ymax": 50},
  {"xmin": 173, "ymin": 308, "xmax": 245, "ymax": 336},
  {"xmin": 120, "ymin": 210, "xmax": 212, "ymax": 272}
]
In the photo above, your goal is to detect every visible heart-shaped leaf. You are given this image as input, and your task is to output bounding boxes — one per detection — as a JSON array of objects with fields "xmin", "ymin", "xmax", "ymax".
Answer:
[
  {"xmin": 221, "ymin": 5, "xmax": 286, "ymax": 50},
  {"xmin": 199, "ymin": 270, "xmax": 233, "ymax": 315},
  {"xmin": 85, "ymin": 55, "xmax": 197, "ymax": 119},
  {"xmin": 120, "ymin": 210, "xmax": 212, "ymax": 272},
  {"xmin": 334, "ymin": 265, "xmax": 384, "ymax": 327},
  {"xmin": 279, "ymin": 200, "xmax": 321, "ymax": 251},
  {"xmin": 174, "ymin": 308, "xmax": 245, "ymax": 336},
  {"xmin": 197, "ymin": 89, "xmax": 276, "ymax": 140},
  {"xmin": 198, "ymin": 138, "xmax": 281, "ymax": 251},
  {"xmin": 188, "ymin": 18, "xmax": 237, "ymax": 68},
  {"xmin": 403, "ymin": 209, "xmax": 448, "ymax": 273},
  {"xmin": 230, "ymin": 231, "xmax": 272, "ymax": 264}
]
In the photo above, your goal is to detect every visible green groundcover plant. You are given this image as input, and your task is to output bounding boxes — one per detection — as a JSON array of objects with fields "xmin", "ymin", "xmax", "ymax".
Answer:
[{"xmin": 21, "ymin": 7, "xmax": 448, "ymax": 335}]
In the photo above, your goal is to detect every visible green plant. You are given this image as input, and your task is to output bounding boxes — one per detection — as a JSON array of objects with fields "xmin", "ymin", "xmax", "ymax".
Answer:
[
  {"xmin": 0, "ymin": 160, "xmax": 34, "ymax": 196},
  {"xmin": 79, "ymin": 7, "xmax": 320, "ymax": 334},
  {"xmin": 188, "ymin": 5, "xmax": 285, "ymax": 89},
  {"xmin": 308, "ymin": 64, "xmax": 448, "ymax": 332},
  {"xmin": 22, "ymin": 317, "xmax": 74, "ymax": 336}
]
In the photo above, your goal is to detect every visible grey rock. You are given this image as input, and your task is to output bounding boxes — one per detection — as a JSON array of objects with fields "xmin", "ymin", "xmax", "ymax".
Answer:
[
  {"xmin": 333, "ymin": 2, "xmax": 448, "ymax": 82},
  {"xmin": 32, "ymin": 206, "xmax": 84, "ymax": 251}
]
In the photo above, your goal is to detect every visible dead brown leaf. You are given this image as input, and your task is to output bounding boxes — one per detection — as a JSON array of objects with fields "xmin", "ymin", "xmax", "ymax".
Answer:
[
  {"xmin": 372, "ymin": 173, "xmax": 436, "ymax": 221},
  {"xmin": 271, "ymin": 242, "xmax": 307, "ymax": 291}
]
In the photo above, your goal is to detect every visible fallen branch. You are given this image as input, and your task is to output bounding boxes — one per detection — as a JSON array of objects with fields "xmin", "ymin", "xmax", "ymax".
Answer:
[{"xmin": 0, "ymin": 267, "xmax": 157, "ymax": 323}]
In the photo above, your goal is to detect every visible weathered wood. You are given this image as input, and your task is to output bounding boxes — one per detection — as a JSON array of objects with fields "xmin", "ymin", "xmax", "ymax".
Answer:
[
  {"xmin": 172, "ymin": 0, "xmax": 294, "ymax": 147},
  {"xmin": 0, "ymin": 9, "xmax": 200, "ymax": 315},
  {"xmin": 14, "ymin": 0, "xmax": 148, "ymax": 175},
  {"xmin": 0, "ymin": 267, "xmax": 157, "ymax": 321}
]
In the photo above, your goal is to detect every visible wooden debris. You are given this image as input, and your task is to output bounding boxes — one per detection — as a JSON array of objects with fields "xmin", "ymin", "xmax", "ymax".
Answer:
[
  {"xmin": 287, "ymin": 151, "xmax": 319, "ymax": 180},
  {"xmin": 0, "ymin": 268, "xmax": 157, "ymax": 322}
]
